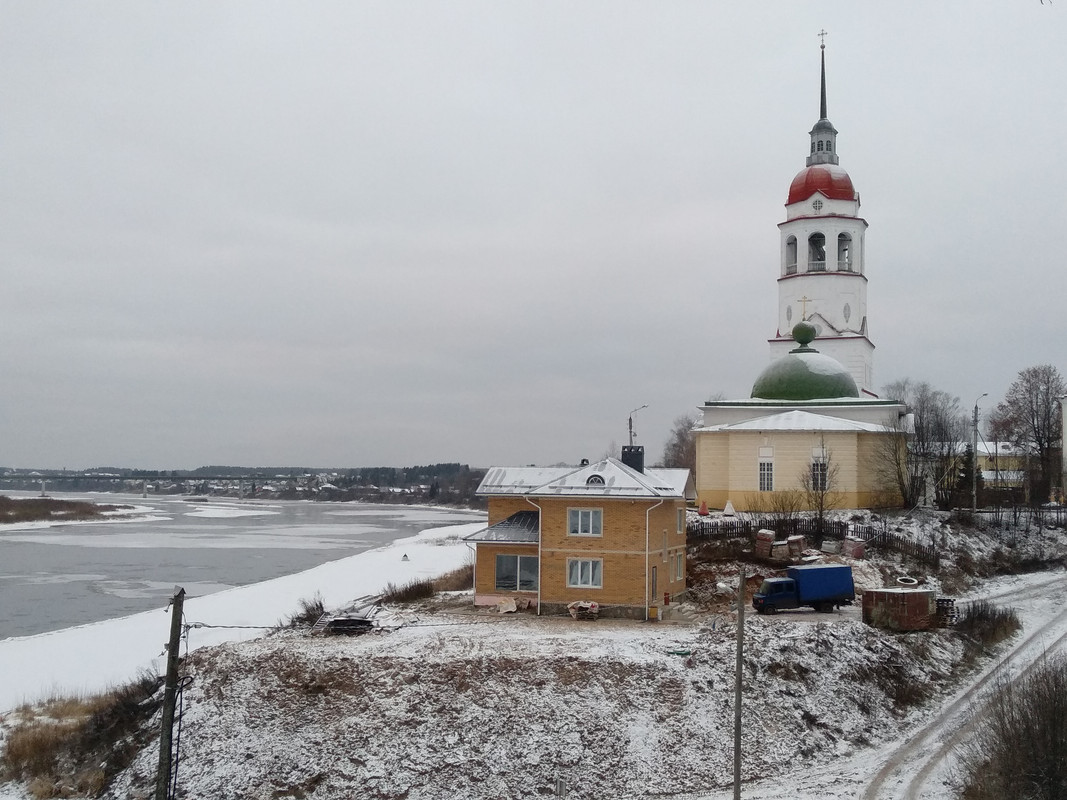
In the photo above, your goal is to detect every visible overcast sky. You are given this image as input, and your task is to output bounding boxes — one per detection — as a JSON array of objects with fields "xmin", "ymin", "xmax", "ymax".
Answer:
[{"xmin": 2, "ymin": 2, "xmax": 1064, "ymax": 471}]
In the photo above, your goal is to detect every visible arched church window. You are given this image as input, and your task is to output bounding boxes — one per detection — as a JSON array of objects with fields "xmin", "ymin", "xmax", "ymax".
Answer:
[
  {"xmin": 817, "ymin": 141, "xmax": 824, "ymax": 152},
  {"xmin": 785, "ymin": 236, "xmax": 797, "ymax": 274},
  {"xmin": 586, "ymin": 474, "xmax": 605, "ymax": 486},
  {"xmin": 825, "ymin": 139, "xmax": 832, "ymax": 152},
  {"xmin": 837, "ymin": 233, "xmax": 852, "ymax": 271},
  {"xmin": 807, "ymin": 233, "xmax": 826, "ymax": 270},
  {"xmin": 811, "ymin": 142, "xmax": 816, "ymax": 154}
]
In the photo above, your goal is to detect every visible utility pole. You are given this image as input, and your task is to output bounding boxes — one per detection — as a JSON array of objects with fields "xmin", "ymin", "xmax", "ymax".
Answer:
[
  {"xmin": 972, "ymin": 393, "xmax": 987, "ymax": 514},
  {"xmin": 733, "ymin": 563, "xmax": 746, "ymax": 800},
  {"xmin": 155, "ymin": 587, "xmax": 186, "ymax": 800}
]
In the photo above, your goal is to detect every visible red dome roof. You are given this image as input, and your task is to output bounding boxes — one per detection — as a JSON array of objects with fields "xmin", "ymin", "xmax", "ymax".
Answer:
[{"xmin": 787, "ymin": 165, "xmax": 856, "ymax": 205}]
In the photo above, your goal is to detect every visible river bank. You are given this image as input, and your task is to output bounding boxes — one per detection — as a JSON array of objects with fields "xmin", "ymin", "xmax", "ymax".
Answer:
[{"xmin": 0, "ymin": 520, "xmax": 483, "ymax": 714}]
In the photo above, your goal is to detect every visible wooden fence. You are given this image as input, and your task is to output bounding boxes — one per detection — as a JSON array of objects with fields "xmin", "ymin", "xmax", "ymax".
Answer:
[
  {"xmin": 688, "ymin": 516, "xmax": 941, "ymax": 568},
  {"xmin": 687, "ymin": 516, "xmax": 848, "ymax": 542}
]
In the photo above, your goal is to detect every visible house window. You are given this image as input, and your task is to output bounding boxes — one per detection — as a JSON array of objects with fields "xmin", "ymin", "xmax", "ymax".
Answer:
[
  {"xmin": 495, "ymin": 554, "xmax": 539, "ymax": 592},
  {"xmin": 676, "ymin": 552, "xmax": 684, "ymax": 581},
  {"xmin": 811, "ymin": 461, "xmax": 828, "ymax": 492},
  {"xmin": 759, "ymin": 461, "xmax": 774, "ymax": 492},
  {"xmin": 677, "ymin": 508, "xmax": 686, "ymax": 534},
  {"xmin": 567, "ymin": 558, "xmax": 603, "ymax": 589},
  {"xmin": 568, "ymin": 508, "xmax": 602, "ymax": 536}
]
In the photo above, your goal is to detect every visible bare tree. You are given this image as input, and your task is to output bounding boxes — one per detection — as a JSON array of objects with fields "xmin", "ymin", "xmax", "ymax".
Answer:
[
  {"xmin": 989, "ymin": 364, "xmax": 1065, "ymax": 503},
  {"xmin": 798, "ymin": 439, "xmax": 841, "ymax": 531},
  {"xmin": 660, "ymin": 413, "xmax": 698, "ymax": 473},
  {"xmin": 879, "ymin": 379, "xmax": 968, "ymax": 509}
]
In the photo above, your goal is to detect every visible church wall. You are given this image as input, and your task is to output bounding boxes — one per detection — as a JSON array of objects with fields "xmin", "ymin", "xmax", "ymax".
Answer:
[
  {"xmin": 784, "ymin": 196, "xmax": 857, "ymax": 221},
  {"xmin": 695, "ymin": 434, "xmax": 730, "ymax": 499},
  {"xmin": 856, "ymin": 433, "xmax": 904, "ymax": 506},
  {"xmin": 696, "ymin": 429, "xmax": 889, "ymax": 511}
]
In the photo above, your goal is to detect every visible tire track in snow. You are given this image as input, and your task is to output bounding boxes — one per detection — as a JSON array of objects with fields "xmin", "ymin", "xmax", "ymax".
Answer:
[{"xmin": 862, "ymin": 573, "xmax": 1067, "ymax": 800}]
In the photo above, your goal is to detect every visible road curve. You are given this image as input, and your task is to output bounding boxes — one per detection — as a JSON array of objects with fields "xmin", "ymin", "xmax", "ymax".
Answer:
[{"xmin": 862, "ymin": 572, "xmax": 1067, "ymax": 800}]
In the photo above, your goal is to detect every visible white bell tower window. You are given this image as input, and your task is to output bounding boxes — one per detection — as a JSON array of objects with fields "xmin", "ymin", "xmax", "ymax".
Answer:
[
  {"xmin": 837, "ymin": 233, "xmax": 853, "ymax": 271},
  {"xmin": 808, "ymin": 233, "xmax": 826, "ymax": 271}
]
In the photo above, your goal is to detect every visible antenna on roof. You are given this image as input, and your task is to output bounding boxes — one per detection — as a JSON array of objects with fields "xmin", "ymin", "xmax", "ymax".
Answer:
[{"xmin": 628, "ymin": 404, "xmax": 648, "ymax": 447}]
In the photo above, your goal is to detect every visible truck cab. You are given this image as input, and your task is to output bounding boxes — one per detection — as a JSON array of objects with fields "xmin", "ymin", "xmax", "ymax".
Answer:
[{"xmin": 753, "ymin": 577, "xmax": 799, "ymax": 614}]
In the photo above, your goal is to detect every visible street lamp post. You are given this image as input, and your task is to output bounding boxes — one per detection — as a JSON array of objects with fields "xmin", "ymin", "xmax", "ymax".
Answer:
[
  {"xmin": 1059, "ymin": 394, "xmax": 1067, "ymax": 503},
  {"xmin": 973, "ymin": 393, "xmax": 988, "ymax": 515}
]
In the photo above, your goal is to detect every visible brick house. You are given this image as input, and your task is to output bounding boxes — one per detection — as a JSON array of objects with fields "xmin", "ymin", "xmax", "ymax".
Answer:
[{"xmin": 464, "ymin": 446, "xmax": 694, "ymax": 619}]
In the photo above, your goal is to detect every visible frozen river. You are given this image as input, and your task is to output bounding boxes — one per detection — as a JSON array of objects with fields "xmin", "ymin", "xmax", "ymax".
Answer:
[{"xmin": 0, "ymin": 492, "xmax": 486, "ymax": 640}]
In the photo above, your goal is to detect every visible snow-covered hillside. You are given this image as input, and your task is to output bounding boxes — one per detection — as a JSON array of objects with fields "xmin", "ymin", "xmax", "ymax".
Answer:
[{"xmin": 4, "ymin": 508, "xmax": 1067, "ymax": 800}]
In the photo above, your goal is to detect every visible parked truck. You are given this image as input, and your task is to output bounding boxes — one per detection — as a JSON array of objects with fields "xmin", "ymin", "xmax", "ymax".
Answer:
[{"xmin": 752, "ymin": 564, "xmax": 855, "ymax": 614}]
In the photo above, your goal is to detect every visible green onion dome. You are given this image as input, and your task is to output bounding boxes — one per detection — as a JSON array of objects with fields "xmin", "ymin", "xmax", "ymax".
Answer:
[{"xmin": 751, "ymin": 322, "xmax": 860, "ymax": 401}]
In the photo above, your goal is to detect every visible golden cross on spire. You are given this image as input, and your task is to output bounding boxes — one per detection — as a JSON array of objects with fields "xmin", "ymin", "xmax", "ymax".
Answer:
[
  {"xmin": 800, "ymin": 295, "xmax": 812, "ymax": 320},
  {"xmin": 818, "ymin": 29, "xmax": 828, "ymax": 49}
]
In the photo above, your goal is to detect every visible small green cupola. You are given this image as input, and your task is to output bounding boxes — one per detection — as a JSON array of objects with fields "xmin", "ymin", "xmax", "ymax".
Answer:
[{"xmin": 751, "ymin": 321, "xmax": 860, "ymax": 401}]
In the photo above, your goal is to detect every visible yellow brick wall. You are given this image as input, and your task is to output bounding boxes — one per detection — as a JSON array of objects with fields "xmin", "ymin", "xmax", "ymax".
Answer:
[
  {"xmin": 487, "ymin": 496, "xmax": 536, "ymax": 526},
  {"xmin": 535, "ymin": 497, "xmax": 686, "ymax": 607},
  {"xmin": 476, "ymin": 495, "xmax": 687, "ymax": 610}
]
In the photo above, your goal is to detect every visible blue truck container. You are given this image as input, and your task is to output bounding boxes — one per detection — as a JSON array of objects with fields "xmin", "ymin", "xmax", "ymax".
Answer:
[{"xmin": 752, "ymin": 564, "xmax": 855, "ymax": 614}]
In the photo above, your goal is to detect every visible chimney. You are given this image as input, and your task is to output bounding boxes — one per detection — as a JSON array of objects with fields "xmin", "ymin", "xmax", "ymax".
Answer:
[{"xmin": 621, "ymin": 445, "xmax": 644, "ymax": 473}]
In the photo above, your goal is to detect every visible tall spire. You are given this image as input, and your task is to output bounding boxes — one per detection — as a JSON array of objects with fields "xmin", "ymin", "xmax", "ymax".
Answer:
[
  {"xmin": 805, "ymin": 30, "xmax": 839, "ymax": 167},
  {"xmin": 819, "ymin": 29, "xmax": 828, "ymax": 120}
]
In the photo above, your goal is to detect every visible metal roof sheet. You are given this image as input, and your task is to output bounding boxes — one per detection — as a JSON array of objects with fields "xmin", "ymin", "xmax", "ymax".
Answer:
[{"xmin": 463, "ymin": 510, "xmax": 540, "ymax": 543}]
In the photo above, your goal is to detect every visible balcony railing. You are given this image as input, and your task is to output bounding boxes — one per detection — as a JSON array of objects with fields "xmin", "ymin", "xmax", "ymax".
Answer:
[{"xmin": 793, "ymin": 260, "xmax": 856, "ymax": 274}]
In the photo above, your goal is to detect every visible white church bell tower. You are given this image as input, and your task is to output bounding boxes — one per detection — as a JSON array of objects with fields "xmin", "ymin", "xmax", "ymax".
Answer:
[{"xmin": 770, "ymin": 37, "xmax": 876, "ymax": 396}]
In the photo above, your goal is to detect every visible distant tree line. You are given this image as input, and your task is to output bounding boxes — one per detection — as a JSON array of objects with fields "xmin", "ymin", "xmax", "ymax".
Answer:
[{"xmin": 0, "ymin": 463, "xmax": 487, "ymax": 509}]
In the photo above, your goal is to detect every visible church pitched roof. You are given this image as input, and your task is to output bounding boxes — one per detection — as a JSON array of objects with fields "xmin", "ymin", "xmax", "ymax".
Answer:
[{"xmin": 698, "ymin": 409, "xmax": 889, "ymax": 434}]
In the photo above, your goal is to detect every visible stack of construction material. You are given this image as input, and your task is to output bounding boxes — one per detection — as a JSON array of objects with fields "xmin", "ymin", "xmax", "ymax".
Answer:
[{"xmin": 754, "ymin": 529, "xmax": 776, "ymax": 558}]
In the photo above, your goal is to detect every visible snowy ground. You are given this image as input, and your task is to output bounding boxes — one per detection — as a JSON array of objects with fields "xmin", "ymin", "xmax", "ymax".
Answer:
[{"xmin": 3, "ymin": 512, "xmax": 1067, "ymax": 799}]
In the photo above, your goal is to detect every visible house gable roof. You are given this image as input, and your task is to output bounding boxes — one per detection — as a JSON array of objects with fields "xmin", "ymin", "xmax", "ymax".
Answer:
[{"xmin": 477, "ymin": 458, "xmax": 693, "ymax": 500}]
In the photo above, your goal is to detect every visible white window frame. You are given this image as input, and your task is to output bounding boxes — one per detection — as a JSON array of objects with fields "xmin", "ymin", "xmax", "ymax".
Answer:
[
  {"xmin": 567, "ymin": 508, "xmax": 603, "ymax": 537},
  {"xmin": 566, "ymin": 557, "xmax": 603, "ymax": 589},
  {"xmin": 494, "ymin": 554, "xmax": 539, "ymax": 592},
  {"xmin": 675, "ymin": 552, "xmax": 684, "ymax": 581},
  {"xmin": 759, "ymin": 461, "xmax": 774, "ymax": 492},
  {"xmin": 811, "ymin": 460, "xmax": 828, "ymax": 492},
  {"xmin": 677, "ymin": 508, "xmax": 686, "ymax": 534}
]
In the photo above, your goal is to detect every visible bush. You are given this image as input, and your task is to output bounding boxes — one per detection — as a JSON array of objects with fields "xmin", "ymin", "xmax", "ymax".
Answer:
[
  {"xmin": 955, "ymin": 600, "xmax": 1021, "ymax": 649},
  {"xmin": 433, "ymin": 563, "xmax": 474, "ymax": 592},
  {"xmin": 283, "ymin": 592, "xmax": 326, "ymax": 628},
  {"xmin": 0, "ymin": 672, "xmax": 162, "ymax": 798},
  {"xmin": 381, "ymin": 577, "xmax": 436, "ymax": 603},
  {"xmin": 956, "ymin": 653, "xmax": 1067, "ymax": 799}
]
